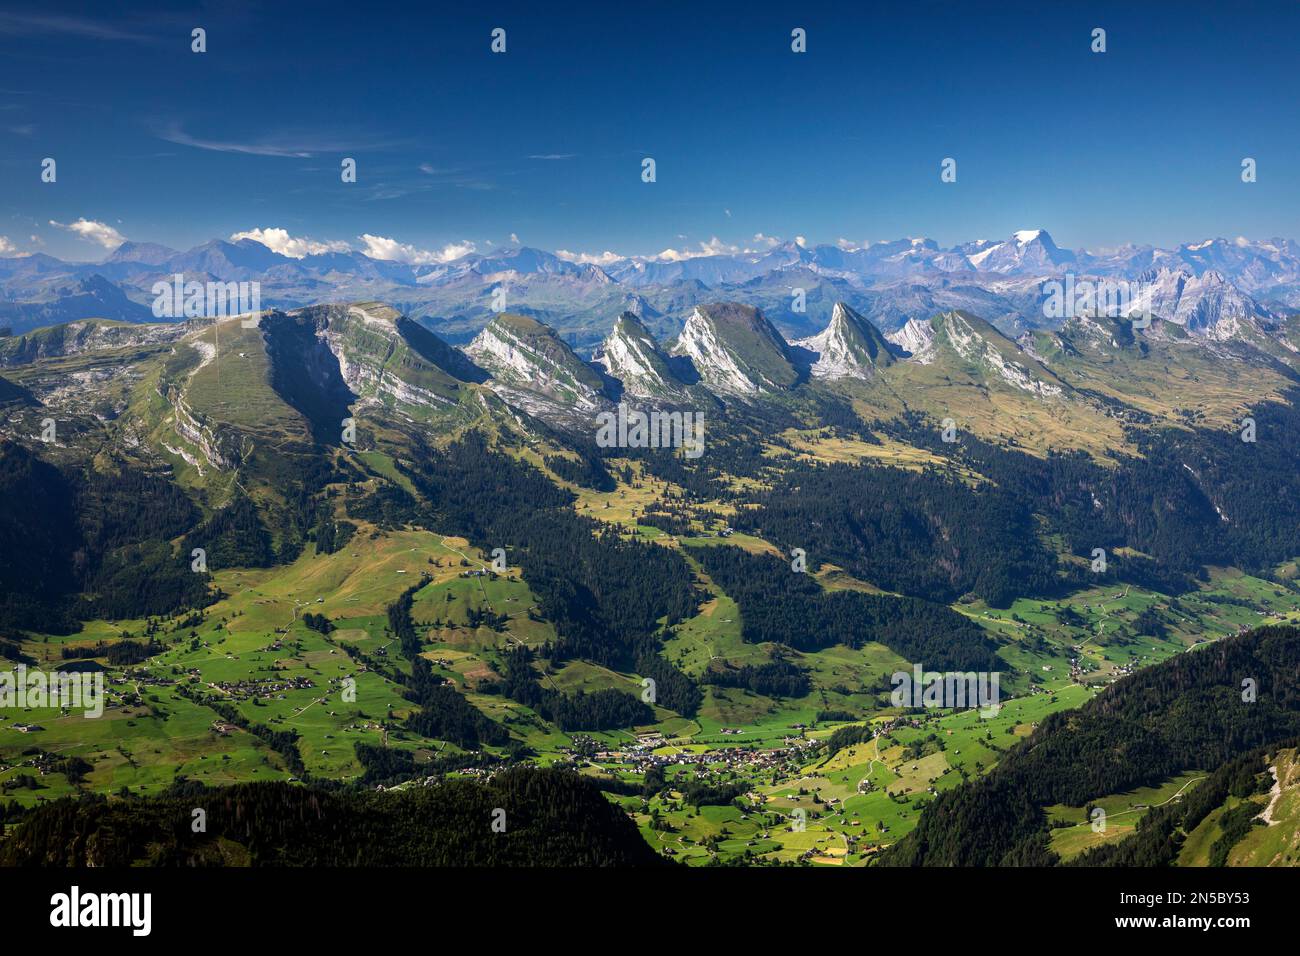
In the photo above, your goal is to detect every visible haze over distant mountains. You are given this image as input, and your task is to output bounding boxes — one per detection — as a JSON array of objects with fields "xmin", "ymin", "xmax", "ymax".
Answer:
[{"xmin": 2, "ymin": 229, "xmax": 1297, "ymax": 346}]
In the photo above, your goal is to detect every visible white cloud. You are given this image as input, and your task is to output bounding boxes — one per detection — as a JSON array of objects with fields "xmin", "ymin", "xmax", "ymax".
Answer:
[
  {"xmin": 795, "ymin": 235, "xmax": 807, "ymax": 248},
  {"xmin": 509, "ymin": 233, "xmax": 519, "ymax": 244},
  {"xmin": 654, "ymin": 233, "xmax": 783, "ymax": 261},
  {"xmin": 359, "ymin": 234, "xmax": 475, "ymax": 265},
  {"xmin": 836, "ymin": 238, "xmax": 865, "ymax": 251},
  {"xmin": 555, "ymin": 249, "xmax": 625, "ymax": 266},
  {"xmin": 437, "ymin": 240, "xmax": 477, "ymax": 261},
  {"xmin": 230, "ymin": 227, "xmax": 351, "ymax": 259},
  {"xmin": 655, "ymin": 237, "xmax": 740, "ymax": 261},
  {"xmin": 0, "ymin": 236, "xmax": 15, "ymax": 255},
  {"xmin": 49, "ymin": 218, "xmax": 125, "ymax": 249}
]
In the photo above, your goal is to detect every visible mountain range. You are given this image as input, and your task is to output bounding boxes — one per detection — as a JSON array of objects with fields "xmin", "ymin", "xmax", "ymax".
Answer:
[
  {"xmin": 4, "ymin": 230, "xmax": 1296, "ymax": 349},
  {"xmin": 5, "ymin": 287, "xmax": 1300, "ymax": 872}
]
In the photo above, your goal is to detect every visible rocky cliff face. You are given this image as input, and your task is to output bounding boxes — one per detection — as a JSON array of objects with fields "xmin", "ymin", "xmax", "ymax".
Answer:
[
  {"xmin": 793, "ymin": 302, "xmax": 895, "ymax": 380},
  {"xmin": 465, "ymin": 312, "xmax": 610, "ymax": 420},
  {"xmin": 670, "ymin": 303, "xmax": 800, "ymax": 395},
  {"xmin": 592, "ymin": 312, "xmax": 693, "ymax": 402}
]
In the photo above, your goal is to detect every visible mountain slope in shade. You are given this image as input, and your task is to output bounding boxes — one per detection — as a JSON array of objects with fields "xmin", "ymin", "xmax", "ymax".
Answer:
[
  {"xmin": 0, "ymin": 274, "xmax": 154, "ymax": 330},
  {"xmin": 465, "ymin": 311, "xmax": 610, "ymax": 420},
  {"xmin": 670, "ymin": 302, "xmax": 801, "ymax": 395},
  {"xmin": 0, "ymin": 372, "xmax": 35, "ymax": 407},
  {"xmin": 879, "ymin": 625, "xmax": 1300, "ymax": 867},
  {"xmin": 591, "ymin": 311, "xmax": 695, "ymax": 402},
  {"xmin": 792, "ymin": 302, "xmax": 896, "ymax": 380},
  {"xmin": 0, "ymin": 768, "xmax": 669, "ymax": 867},
  {"xmin": 271, "ymin": 302, "xmax": 482, "ymax": 424}
]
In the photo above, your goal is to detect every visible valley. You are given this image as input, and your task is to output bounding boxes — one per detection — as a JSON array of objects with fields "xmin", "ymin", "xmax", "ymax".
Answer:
[{"xmin": 3, "ymin": 287, "xmax": 1300, "ymax": 868}]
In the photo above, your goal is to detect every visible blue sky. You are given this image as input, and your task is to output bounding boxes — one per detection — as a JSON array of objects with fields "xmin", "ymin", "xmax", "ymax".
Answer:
[{"xmin": 3, "ymin": 0, "xmax": 1298, "ymax": 262}]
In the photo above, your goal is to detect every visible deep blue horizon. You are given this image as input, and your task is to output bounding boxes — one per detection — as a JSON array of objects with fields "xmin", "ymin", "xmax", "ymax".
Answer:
[{"xmin": 3, "ymin": 0, "xmax": 1298, "ymax": 263}]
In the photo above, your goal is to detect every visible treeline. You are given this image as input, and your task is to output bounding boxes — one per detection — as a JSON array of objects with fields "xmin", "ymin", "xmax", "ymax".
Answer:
[
  {"xmin": 182, "ymin": 494, "xmax": 275, "ymax": 569},
  {"xmin": 353, "ymin": 741, "xmax": 498, "ymax": 788},
  {"xmin": 60, "ymin": 638, "xmax": 164, "ymax": 665},
  {"xmin": 301, "ymin": 612, "xmax": 334, "ymax": 634},
  {"xmin": 0, "ymin": 768, "xmax": 669, "ymax": 867},
  {"xmin": 634, "ymin": 647, "xmax": 702, "ymax": 716},
  {"xmin": 0, "ymin": 442, "xmax": 212, "ymax": 633},
  {"xmin": 490, "ymin": 646, "xmax": 654, "ymax": 731},
  {"xmin": 403, "ymin": 432, "xmax": 697, "ymax": 669},
  {"xmin": 1070, "ymin": 747, "xmax": 1278, "ymax": 867},
  {"xmin": 701, "ymin": 658, "xmax": 811, "ymax": 698},
  {"xmin": 354, "ymin": 741, "xmax": 415, "ymax": 786},
  {"xmin": 314, "ymin": 518, "xmax": 355, "ymax": 556},
  {"xmin": 880, "ymin": 625, "xmax": 1300, "ymax": 866},
  {"xmin": 1, "ymin": 441, "xmax": 337, "ymax": 630},
  {"xmin": 543, "ymin": 451, "xmax": 616, "ymax": 491},
  {"xmin": 682, "ymin": 779, "xmax": 751, "ymax": 808},
  {"xmin": 733, "ymin": 459, "xmax": 1058, "ymax": 607},
  {"xmin": 636, "ymin": 509, "xmax": 694, "ymax": 537},
  {"xmin": 387, "ymin": 582, "xmax": 509, "ymax": 749},
  {"xmin": 178, "ymin": 689, "xmax": 308, "ymax": 779},
  {"xmin": 692, "ymin": 545, "xmax": 1001, "ymax": 672},
  {"xmin": 880, "ymin": 396, "xmax": 1300, "ymax": 593},
  {"xmin": 823, "ymin": 723, "xmax": 876, "ymax": 759}
]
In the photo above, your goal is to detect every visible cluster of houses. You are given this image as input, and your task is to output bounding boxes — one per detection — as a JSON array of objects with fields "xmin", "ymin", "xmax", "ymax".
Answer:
[
  {"xmin": 577, "ymin": 731, "xmax": 818, "ymax": 780},
  {"xmin": 114, "ymin": 670, "xmax": 173, "ymax": 689},
  {"xmin": 211, "ymin": 675, "xmax": 316, "ymax": 701},
  {"xmin": 4, "ymin": 749, "xmax": 63, "ymax": 776}
]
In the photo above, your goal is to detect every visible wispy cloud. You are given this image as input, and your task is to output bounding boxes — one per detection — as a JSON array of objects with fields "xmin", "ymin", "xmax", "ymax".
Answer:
[
  {"xmin": 528, "ymin": 153, "xmax": 576, "ymax": 161},
  {"xmin": 154, "ymin": 122, "xmax": 402, "ymax": 159},
  {"xmin": 156, "ymin": 123, "xmax": 318, "ymax": 158},
  {"xmin": 0, "ymin": 13, "xmax": 157, "ymax": 43}
]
